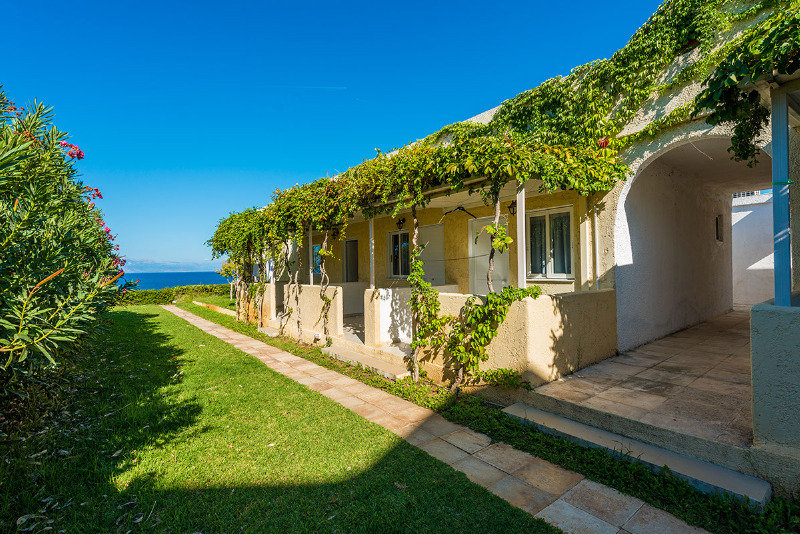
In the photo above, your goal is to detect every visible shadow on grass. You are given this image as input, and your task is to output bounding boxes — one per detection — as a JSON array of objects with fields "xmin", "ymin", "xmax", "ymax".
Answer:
[{"xmin": 1, "ymin": 307, "xmax": 554, "ymax": 534}]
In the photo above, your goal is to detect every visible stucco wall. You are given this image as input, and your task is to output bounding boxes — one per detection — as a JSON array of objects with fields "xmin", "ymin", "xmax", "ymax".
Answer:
[
  {"xmin": 732, "ymin": 194, "xmax": 774, "ymax": 306},
  {"xmin": 615, "ymin": 159, "xmax": 733, "ymax": 350},
  {"xmin": 282, "ymin": 283, "xmax": 343, "ymax": 340},
  {"xmin": 751, "ymin": 299, "xmax": 800, "ymax": 449},
  {"xmin": 364, "ymin": 285, "xmax": 459, "ymax": 345},
  {"xmin": 413, "ymin": 290, "xmax": 617, "ymax": 386}
]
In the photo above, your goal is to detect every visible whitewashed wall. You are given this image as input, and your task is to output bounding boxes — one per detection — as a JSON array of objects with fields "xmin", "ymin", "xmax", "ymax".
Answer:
[{"xmin": 732, "ymin": 193, "xmax": 774, "ymax": 306}]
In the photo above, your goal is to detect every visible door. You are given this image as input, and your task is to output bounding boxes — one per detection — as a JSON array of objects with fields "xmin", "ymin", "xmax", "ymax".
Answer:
[
  {"xmin": 469, "ymin": 215, "xmax": 510, "ymax": 295},
  {"xmin": 418, "ymin": 223, "xmax": 445, "ymax": 285},
  {"xmin": 343, "ymin": 239, "xmax": 358, "ymax": 282}
]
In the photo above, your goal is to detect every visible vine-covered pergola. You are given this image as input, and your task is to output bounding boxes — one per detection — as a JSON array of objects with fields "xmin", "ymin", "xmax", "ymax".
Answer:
[{"xmin": 209, "ymin": 0, "xmax": 799, "ymax": 384}]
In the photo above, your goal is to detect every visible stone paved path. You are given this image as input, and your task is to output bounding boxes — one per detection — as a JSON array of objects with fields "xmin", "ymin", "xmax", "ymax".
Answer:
[{"xmin": 163, "ymin": 305, "xmax": 708, "ymax": 534}]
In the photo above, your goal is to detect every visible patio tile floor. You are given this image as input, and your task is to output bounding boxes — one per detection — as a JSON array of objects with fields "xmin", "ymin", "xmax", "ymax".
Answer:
[
  {"xmin": 163, "ymin": 304, "xmax": 708, "ymax": 533},
  {"xmin": 536, "ymin": 310, "xmax": 753, "ymax": 447}
]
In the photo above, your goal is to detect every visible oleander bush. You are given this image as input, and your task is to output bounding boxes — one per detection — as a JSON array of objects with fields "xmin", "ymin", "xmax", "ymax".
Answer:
[{"xmin": 0, "ymin": 88, "xmax": 130, "ymax": 394}]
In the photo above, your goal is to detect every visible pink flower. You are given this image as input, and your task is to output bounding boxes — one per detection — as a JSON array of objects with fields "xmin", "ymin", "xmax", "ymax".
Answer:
[{"xmin": 59, "ymin": 140, "xmax": 69, "ymax": 147}]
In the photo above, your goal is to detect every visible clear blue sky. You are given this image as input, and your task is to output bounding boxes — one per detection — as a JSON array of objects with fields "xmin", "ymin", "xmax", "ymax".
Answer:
[{"xmin": 5, "ymin": 0, "xmax": 662, "ymax": 272}]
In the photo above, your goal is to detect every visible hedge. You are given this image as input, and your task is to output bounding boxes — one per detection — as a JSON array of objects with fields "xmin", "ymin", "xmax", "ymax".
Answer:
[{"xmin": 117, "ymin": 283, "xmax": 229, "ymax": 305}]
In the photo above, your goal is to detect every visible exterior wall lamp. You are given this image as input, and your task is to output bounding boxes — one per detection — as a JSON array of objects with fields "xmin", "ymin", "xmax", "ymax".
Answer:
[
  {"xmin": 396, "ymin": 217, "xmax": 406, "ymax": 230},
  {"xmin": 507, "ymin": 201, "xmax": 517, "ymax": 216}
]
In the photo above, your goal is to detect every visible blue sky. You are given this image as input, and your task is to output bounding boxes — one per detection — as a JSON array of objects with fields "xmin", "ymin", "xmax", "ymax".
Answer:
[{"xmin": 5, "ymin": 0, "xmax": 662, "ymax": 272}]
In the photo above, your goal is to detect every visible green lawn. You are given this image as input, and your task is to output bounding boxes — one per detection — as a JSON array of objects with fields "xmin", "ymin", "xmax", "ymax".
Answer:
[
  {"xmin": 192, "ymin": 293, "xmax": 236, "ymax": 310},
  {"xmin": 1, "ymin": 305, "xmax": 556, "ymax": 533}
]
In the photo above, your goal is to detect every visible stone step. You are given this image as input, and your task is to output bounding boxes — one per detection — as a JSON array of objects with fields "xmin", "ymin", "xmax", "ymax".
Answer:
[
  {"xmin": 322, "ymin": 346, "xmax": 411, "ymax": 381},
  {"xmin": 502, "ymin": 403, "xmax": 772, "ymax": 509}
]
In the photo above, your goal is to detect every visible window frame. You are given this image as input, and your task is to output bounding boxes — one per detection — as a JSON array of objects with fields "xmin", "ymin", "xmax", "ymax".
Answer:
[
  {"xmin": 387, "ymin": 229, "xmax": 411, "ymax": 279},
  {"xmin": 525, "ymin": 205, "xmax": 575, "ymax": 281}
]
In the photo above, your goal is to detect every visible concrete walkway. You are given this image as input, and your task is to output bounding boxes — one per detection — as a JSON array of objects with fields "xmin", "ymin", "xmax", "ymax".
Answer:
[{"xmin": 163, "ymin": 305, "xmax": 708, "ymax": 534}]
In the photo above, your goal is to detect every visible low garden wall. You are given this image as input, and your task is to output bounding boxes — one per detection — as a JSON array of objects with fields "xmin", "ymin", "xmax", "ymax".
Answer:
[
  {"xmin": 413, "ymin": 289, "xmax": 618, "ymax": 385},
  {"xmin": 363, "ymin": 285, "xmax": 459, "ymax": 346},
  {"xmin": 281, "ymin": 284, "xmax": 344, "ymax": 341}
]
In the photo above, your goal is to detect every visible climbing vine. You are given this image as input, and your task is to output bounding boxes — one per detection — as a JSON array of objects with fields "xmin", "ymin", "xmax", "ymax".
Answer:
[
  {"xmin": 209, "ymin": 0, "xmax": 798, "ymax": 386},
  {"xmin": 693, "ymin": 2, "xmax": 800, "ymax": 165}
]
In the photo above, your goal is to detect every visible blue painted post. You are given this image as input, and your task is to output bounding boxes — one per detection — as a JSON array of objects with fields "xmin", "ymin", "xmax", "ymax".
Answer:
[{"xmin": 771, "ymin": 89, "xmax": 791, "ymax": 306}]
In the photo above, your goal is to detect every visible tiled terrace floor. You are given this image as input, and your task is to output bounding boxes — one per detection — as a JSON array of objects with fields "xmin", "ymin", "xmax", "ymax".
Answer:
[
  {"xmin": 343, "ymin": 314, "xmax": 365, "ymax": 344},
  {"xmin": 163, "ymin": 305, "xmax": 707, "ymax": 534},
  {"xmin": 537, "ymin": 310, "xmax": 752, "ymax": 447}
]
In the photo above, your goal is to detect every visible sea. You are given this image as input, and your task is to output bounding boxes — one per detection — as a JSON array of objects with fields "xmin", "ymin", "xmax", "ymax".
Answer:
[{"xmin": 125, "ymin": 271, "xmax": 228, "ymax": 290}]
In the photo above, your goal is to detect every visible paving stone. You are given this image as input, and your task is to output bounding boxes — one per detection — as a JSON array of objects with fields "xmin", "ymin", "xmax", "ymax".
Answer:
[
  {"xmin": 488, "ymin": 476, "xmax": 558, "ymax": 515},
  {"xmin": 562, "ymin": 479, "xmax": 643, "ymax": 526},
  {"xmin": 474, "ymin": 443, "xmax": 534, "ymax": 474},
  {"xmin": 418, "ymin": 438, "xmax": 469, "ymax": 465},
  {"xmin": 337, "ymin": 396, "xmax": 365, "ymax": 410},
  {"xmin": 419, "ymin": 415, "xmax": 462, "ymax": 437},
  {"xmin": 513, "ymin": 457, "xmax": 584, "ymax": 496},
  {"xmin": 634, "ymin": 368, "xmax": 697, "ymax": 386},
  {"xmin": 441, "ymin": 429, "xmax": 491, "ymax": 454},
  {"xmin": 308, "ymin": 381, "xmax": 335, "ymax": 392},
  {"xmin": 535, "ymin": 499, "xmax": 619, "ymax": 534},
  {"xmin": 622, "ymin": 504, "xmax": 708, "ymax": 533},
  {"xmin": 319, "ymin": 387, "xmax": 350, "ymax": 401},
  {"xmin": 401, "ymin": 426, "xmax": 436, "ymax": 446},
  {"xmin": 580, "ymin": 396, "xmax": 649, "ymax": 419},
  {"xmin": 296, "ymin": 377, "xmax": 322, "ymax": 387},
  {"xmin": 594, "ymin": 386, "xmax": 667, "ymax": 411},
  {"xmin": 370, "ymin": 413, "xmax": 417, "ymax": 434},
  {"xmin": 352, "ymin": 403, "xmax": 388, "ymax": 421},
  {"xmin": 451, "ymin": 456, "xmax": 507, "ymax": 488}
]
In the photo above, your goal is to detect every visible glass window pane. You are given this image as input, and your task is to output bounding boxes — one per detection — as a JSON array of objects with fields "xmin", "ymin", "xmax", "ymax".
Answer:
[
  {"xmin": 392, "ymin": 234, "xmax": 399, "ymax": 276},
  {"xmin": 312, "ymin": 244, "xmax": 322, "ymax": 275},
  {"xmin": 550, "ymin": 212, "xmax": 571, "ymax": 275},
  {"xmin": 400, "ymin": 233, "xmax": 410, "ymax": 276},
  {"xmin": 529, "ymin": 216, "xmax": 546, "ymax": 275}
]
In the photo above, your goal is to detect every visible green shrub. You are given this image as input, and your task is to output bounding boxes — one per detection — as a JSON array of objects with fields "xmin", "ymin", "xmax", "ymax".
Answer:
[
  {"xmin": 117, "ymin": 284, "xmax": 228, "ymax": 306},
  {"xmin": 0, "ymin": 91, "xmax": 130, "ymax": 392}
]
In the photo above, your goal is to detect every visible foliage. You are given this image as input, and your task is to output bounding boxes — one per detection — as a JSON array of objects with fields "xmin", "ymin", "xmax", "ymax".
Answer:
[
  {"xmin": 209, "ymin": 0, "xmax": 798, "ymax": 382},
  {"xmin": 0, "ymin": 90, "xmax": 130, "ymax": 391},
  {"xmin": 693, "ymin": 2, "xmax": 800, "ymax": 165},
  {"xmin": 472, "ymin": 368, "xmax": 533, "ymax": 390},
  {"xmin": 116, "ymin": 284, "xmax": 229, "ymax": 306},
  {"xmin": 446, "ymin": 286, "xmax": 542, "ymax": 382},
  {"xmin": 181, "ymin": 302, "xmax": 800, "ymax": 534}
]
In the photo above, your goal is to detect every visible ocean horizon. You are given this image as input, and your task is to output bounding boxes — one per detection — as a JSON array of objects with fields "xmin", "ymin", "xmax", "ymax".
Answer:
[{"xmin": 124, "ymin": 271, "xmax": 229, "ymax": 290}]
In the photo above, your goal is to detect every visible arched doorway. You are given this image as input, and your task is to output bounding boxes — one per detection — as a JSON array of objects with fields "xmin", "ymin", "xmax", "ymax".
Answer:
[{"xmin": 615, "ymin": 136, "xmax": 772, "ymax": 351}]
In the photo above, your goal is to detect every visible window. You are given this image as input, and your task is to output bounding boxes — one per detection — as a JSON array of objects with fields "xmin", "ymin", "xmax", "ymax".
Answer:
[
  {"xmin": 527, "ymin": 207, "xmax": 573, "ymax": 279},
  {"xmin": 389, "ymin": 231, "xmax": 410, "ymax": 277},
  {"xmin": 312, "ymin": 244, "xmax": 322, "ymax": 275}
]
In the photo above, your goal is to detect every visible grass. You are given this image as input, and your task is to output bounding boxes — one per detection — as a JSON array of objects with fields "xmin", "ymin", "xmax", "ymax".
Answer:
[
  {"xmin": 175, "ymin": 299, "xmax": 800, "ymax": 534},
  {"xmin": 0, "ymin": 305, "xmax": 557, "ymax": 533}
]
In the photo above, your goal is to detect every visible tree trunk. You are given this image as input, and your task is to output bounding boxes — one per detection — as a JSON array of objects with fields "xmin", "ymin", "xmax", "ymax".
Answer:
[
  {"xmin": 410, "ymin": 205, "xmax": 420, "ymax": 382},
  {"xmin": 279, "ymin": 240, "xmax": 293, "ymax": 335},
  {"xmin": 319, "ymin": 230, "xmax": 331, "ymax": 342},
  {"xmin": 294, "ymin": 237, "xmax": 303, "ymax": 336},
  {"xmin": 486, "ymin": 194, "xmax": 501, "ymax": 294}
]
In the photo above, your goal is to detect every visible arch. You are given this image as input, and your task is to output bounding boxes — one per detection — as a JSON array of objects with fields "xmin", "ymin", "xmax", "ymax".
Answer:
[{"xmin": 614, "ymin": 131, "xmax": 773, "ymax": 351}]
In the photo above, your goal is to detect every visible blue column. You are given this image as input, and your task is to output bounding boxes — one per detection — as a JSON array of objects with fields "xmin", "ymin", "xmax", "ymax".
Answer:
[{"xmin": 771, "ymin": 90, "xmax": 791, "ymax": 306}]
